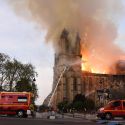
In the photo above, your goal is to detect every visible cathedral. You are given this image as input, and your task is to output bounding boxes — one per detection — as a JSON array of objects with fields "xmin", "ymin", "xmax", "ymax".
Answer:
[{"xmin": 43, "ymin": 29, "xmax": 125, "ymax": 109}]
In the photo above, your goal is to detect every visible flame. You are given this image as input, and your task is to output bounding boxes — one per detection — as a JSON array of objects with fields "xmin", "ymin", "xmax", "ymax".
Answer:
[
  {"xmin": 91, "ymin": 68, "xmax": 106, "ymax": 74},
  {"xmin": 81, "ymin": 50, "xmax": 107, "ymax": 74}
]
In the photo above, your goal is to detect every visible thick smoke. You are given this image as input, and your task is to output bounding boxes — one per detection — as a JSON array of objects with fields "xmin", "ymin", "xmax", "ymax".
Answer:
[{"xmin": 8, "ymin": 0, "xmax": 125, "ymax": 74}]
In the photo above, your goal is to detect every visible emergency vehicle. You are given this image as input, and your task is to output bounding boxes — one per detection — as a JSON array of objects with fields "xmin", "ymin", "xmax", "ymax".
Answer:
[
  {"xmin": 97, "ymin": 100, "xmax": 125, "ymax": 120},
  {"xmin": 0, "ymin": 92, "xmax": 33, "ymax": 118}
]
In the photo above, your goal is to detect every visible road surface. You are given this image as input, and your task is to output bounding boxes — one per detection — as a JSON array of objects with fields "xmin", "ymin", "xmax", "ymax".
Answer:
[
  {"xmin": 0, "ymin": 117, "xmax": 99, "ymax": 125},
  {"xmin": 1, "ymin": 113, "xmax": 125, "ymax": 125}
]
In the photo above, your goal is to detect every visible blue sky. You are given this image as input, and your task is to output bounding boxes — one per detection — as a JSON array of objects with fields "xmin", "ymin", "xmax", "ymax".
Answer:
[{"xmin": 0, "ymin": 0, "xmax": 54, "ymax": 104}]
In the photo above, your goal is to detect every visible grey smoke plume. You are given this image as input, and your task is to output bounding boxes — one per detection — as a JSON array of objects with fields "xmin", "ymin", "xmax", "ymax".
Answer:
[{"xmin": 8, "ymin": 0, "xmax": 125, "ymax": 74}]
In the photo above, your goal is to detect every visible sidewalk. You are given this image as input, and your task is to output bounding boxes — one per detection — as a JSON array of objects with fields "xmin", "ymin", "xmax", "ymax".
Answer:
[
  {"xmin": 63, "ymin": 113, "xmax": 97, "ymax": 120},
  {"xmin": 35, "ymin": 112, "xmax": 97, "ymax": 120},
  {"xmin": 34, "ymin": 112, "xmax": 99, "ymax": 124}
]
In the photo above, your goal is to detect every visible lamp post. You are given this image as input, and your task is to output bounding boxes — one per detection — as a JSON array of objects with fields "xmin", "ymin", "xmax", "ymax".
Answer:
[
  {"xmin": 32, "ymin": 78, "xmax": 36, "ymax": 91},
  {"xmin": 33, "ymin": 78, "xmax": 36, "ymax": 82},
  {"xmin": 32, "ymin": 78, "xmax": 36, "ymax": 103}
]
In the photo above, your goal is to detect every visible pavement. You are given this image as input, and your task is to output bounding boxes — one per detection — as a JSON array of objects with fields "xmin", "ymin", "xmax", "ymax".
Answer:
[
  {"xmin": 35, "ymin": 112, "xmax": 97, "ymax": 120},
  {"xmin": 36, "ymin": 112, "xmax": 125, "ymax": 125}
]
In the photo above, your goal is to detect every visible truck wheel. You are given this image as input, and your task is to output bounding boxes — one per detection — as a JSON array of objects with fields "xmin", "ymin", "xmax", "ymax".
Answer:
[
  {"xmin": 105, "ymin": 113, "xmax": 112, "ymax": 120},
  {"xmin": 17, "ymin": 110, "xmax": 24, "ymax": 118}
]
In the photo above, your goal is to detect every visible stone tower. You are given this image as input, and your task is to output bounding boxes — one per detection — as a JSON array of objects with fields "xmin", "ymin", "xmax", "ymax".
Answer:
[{"xmin": 52, "ymin": 29, "xmax": 83, "ymax": 108}]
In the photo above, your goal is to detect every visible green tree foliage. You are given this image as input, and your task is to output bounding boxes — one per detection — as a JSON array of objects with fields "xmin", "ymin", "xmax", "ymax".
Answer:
[
  {"xmin": 73, "ymin": 94, "xmax": 95, "ymax": 111},
  {"xmin": 15, "ymin": 78, "xmax": 38, "ymax": 101},
  {"xmin": 0, "ymin": 52, "xmax": 38, "ymax": 101},
  {"xmin": 73, "ymin": 94, "xmax": 85, "ymax": 103},
  {"xmin": 57, "ymin": 101, "xmax": 69, "ymax": 112},
  {"xmin": 4, "ymin": 59, "xmax": 21, "ymax": 91},
  {"xmin": 57, "ymin": 94, "xmax": 95, "ymax": 112},
  {"xmin": 84, "ymin": 98, "xmax": 95, "ymax": 110},
  {"xmin": 17, "ymin": 63, "xmax": 37, "ymax": 81},
  {"xmin": 73, "ymin": 101, "xmax": 85, "ymax": 111},
  {"xmin": 73, "ymin": 94, "xmax": 86, "ymax": 111},
  {"xmin": 15, "ymin": 78, "xmax": 32, "ymax": 92},
  {"xmin": 39, "ymin": 105, "xmax": 49, "ymax": 112}
]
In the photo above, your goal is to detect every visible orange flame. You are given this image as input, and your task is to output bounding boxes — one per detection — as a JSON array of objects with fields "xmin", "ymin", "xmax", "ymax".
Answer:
[{"xmin": 81, "ymin": 50, "xmax": 107, "ymax": 74}]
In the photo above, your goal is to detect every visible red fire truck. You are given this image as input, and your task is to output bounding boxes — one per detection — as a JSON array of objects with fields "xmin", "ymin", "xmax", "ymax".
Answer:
[
  {"xmin": 0, "ymin": 92, "xmax": 33, "ymax": 118},
  {"xmin": 97, "ymin": 100, "xmax": 125, "ymax": 120}
]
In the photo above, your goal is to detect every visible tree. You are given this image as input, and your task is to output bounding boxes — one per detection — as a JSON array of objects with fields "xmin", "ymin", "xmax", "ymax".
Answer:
[
  {"xmin": 15, "ymin": 78, "xmax": 32, "ymax": 92},
  {"xmin": 4, "ymin": 59, "xmax": 21, "ymax": 91},
  {"xmin": 84, "ymin": 98, "xmax": 95, "ymax": 111},
  {"xmin": 0, "ymin": 52, "xmax": 38, "ymax": 102},
  {"xmin": 17, "ymin": 63, "xmax": 37, "ymax": 81},
  {"xmin": 15, "ymin": 78, "xmax": 38, "ymax": 102},
  {"xmin": 39, "ymin": 105, "xmax": 49, "ymax": 112},
  {"xmin": 3, "ymin": 58, "xmax": 38, "ymax": 93},
  {"xmin": 57, "ymin": 101, "xmax": 69, "ymax": 112},
  {"xmin": 73, "ymin": 94, "xmax": 85, "ymax": 103},
  {"xmin": 16, "ymin": 63, "xmax": 38, "ymax": 100},
  {"xmin": 0, "ymin": 53, "xmax": 10, "ymax": 91},
  {"xmin": 31, "ymin": 80, "xmax": 38, "ymax": 101},
  {"xmin": 73, "ymin": 101, "xmax": 85, "ymax": 111},
  {"xmin": 72, "ymin": 94, "xmax": 86, "ymax": 111},
  {"xmin": 72, "ymin": 94, "xmax": 95, "ymax": 112}
]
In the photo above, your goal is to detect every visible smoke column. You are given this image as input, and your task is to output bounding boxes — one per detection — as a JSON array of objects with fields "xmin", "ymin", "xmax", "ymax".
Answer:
[{"xmin": 8, "ymin": 0, "xmax": 125, "ymax": 74}]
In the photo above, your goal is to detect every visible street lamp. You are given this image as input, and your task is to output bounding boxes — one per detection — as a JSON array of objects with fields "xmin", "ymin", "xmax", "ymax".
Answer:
[
  {"xmin": 32, "ymin": 78, "xmax": 36, "ymax": 90},
  {"xmin": 32, "ymin": 78, "xmax": 36, "ymax": 103},
  {"xmin": 33, "ymin": 78, "xmax": 36, "ymax": 82}
]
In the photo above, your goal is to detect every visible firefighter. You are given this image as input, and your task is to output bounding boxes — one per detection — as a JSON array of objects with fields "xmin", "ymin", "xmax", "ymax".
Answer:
[{"xmin": 30, "ymin": 104, "xmax": 36, "ymax": 118}]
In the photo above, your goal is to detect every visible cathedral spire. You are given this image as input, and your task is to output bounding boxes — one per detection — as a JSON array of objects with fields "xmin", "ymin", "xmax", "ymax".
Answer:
[{"xmin": 60, "ymin": 28, "xmax": 69, "ymax": 39}]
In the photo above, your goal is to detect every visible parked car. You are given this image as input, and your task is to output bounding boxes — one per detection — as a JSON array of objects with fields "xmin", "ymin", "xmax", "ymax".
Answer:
[{"xmin": 97, "ymin": 100, "xmax": 125, "ymax": 120}]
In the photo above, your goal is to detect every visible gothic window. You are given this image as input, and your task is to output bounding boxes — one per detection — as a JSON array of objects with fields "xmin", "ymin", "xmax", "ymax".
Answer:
[
  {"xmin": 89, "ymin": 77, "xmax": 92, "ymax": 91},
  {"xmin": 73, "ymin": 78, "xmax": 77, "ymax": 91}
]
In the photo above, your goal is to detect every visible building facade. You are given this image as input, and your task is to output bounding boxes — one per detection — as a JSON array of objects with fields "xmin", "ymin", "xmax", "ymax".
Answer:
[{"xmin": 45, "ymin": 29, "xmax": 125, "ymax": 109}]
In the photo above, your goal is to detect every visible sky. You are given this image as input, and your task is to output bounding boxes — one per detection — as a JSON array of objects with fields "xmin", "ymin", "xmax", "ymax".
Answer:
[
  {"xmin": 0, "ymin": 0, "xmax": 54, "ymax": 104},
  {"xmin": 0, "ymin": 0, "xmax": 125, "ymax": 105}
]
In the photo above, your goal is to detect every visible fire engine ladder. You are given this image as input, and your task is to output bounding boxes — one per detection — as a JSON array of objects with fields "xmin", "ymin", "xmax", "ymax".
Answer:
[{"xmin": 48, "ymin": 65, "xmax": 69, "ymax": 107}]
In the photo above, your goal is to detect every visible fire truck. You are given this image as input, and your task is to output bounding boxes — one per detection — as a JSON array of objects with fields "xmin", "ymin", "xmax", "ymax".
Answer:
[
  {"xmin": 97, "ymin": 100, "xmax": 125, "ymax": 120},
  {"xmin": 0, "ymin": 92, "xmax": 33, "ymax": 118}
]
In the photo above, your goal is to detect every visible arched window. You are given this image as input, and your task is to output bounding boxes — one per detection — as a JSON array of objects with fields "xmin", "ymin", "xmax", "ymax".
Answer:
[{"xmin": 73, "ymin": 78, "xmax": 77, "ymax": 91}]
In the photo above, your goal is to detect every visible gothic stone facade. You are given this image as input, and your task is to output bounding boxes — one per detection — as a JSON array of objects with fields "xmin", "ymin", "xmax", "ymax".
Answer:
[
  {"xmin": 47, "ymin": 29, "xmax": 125, "ymax": 109},
  {"xmin": 51, "ymin": 29, "xmax": 82, "ymax": 108}
]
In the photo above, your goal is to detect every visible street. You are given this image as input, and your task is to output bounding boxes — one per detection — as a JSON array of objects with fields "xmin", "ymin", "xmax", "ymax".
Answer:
[
  {"xmin": 0, "ymin": 117, "xmax": 99, "ymax": 125},
  {"xmin": 1, "ymin": 113, "xmax": 125, "ymax": 125}
]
